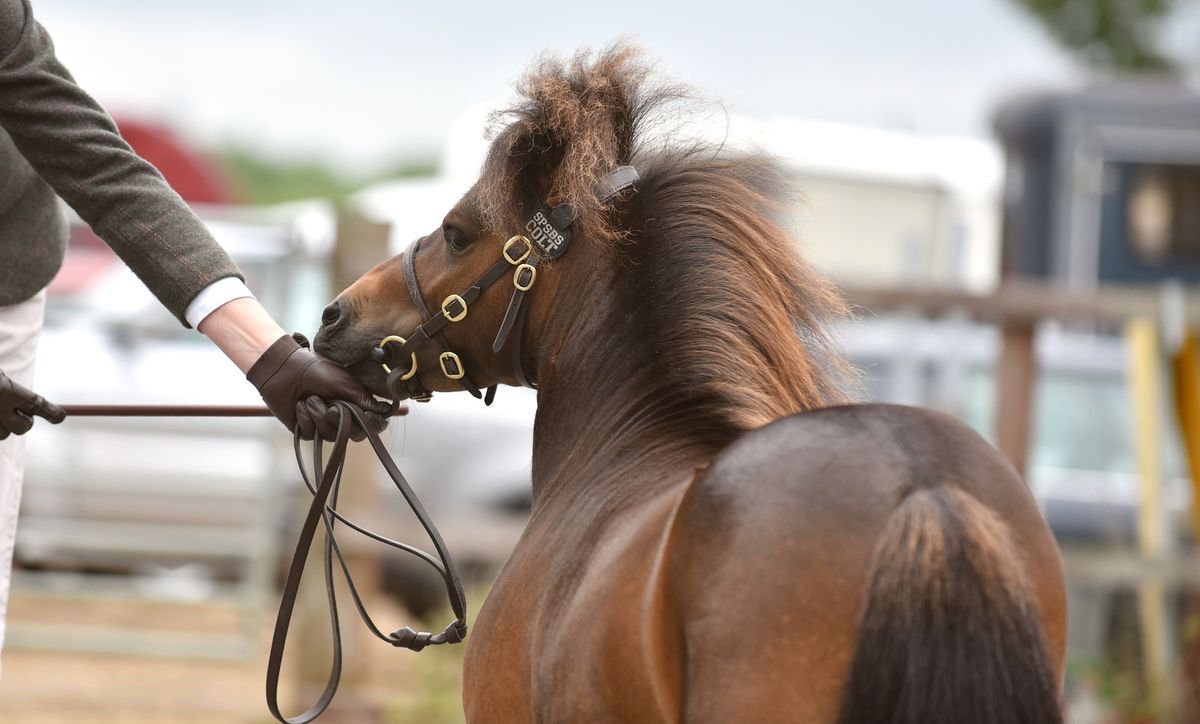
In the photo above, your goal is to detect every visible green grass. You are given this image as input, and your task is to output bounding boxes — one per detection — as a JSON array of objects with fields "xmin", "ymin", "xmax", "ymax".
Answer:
[
  {"xmin": 383, "ymin": 587, "xmax": 493, "ymax": 724},
  {"xmin": 385, "ymin": 640, "xmax": 467, "ymax": 724}
]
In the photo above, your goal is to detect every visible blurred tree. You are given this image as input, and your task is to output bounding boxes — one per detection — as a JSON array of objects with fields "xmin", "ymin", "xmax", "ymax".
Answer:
[
  {"xmin": 1011, "ymin": 0, "xmax": 1178, "ymax": 73},
  {"xmin": 216, "ymin": 146, "xmax": 437, "ymax": 205}
]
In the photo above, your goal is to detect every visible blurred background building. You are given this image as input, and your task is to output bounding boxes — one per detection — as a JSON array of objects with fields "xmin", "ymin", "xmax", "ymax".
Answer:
[{"xmin": 4, "ymin": 0, "xmax": 1200, "ymax": 722}]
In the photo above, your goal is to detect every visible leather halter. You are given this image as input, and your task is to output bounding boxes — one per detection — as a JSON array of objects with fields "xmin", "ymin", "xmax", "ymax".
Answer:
[
  {"xmin": 371, "ymin": 165, "xmax": 639, "ymax": 405},
  {"xmin": 377, "ymin": 233, "xmax": 536, "ymax": 404}
]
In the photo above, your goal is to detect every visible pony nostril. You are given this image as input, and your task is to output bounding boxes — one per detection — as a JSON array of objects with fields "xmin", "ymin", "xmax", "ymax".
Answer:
[{"xmin": 321, "ymin": 300, "xmax": 343, "ymax": 329}]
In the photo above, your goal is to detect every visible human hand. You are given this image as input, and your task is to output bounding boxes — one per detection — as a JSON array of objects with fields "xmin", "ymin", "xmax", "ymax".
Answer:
[
  {"xmin": 247, "ymin": 334, "xmax": 402, "ymax": 441},
  {"xmin": 0, "ymin": 369, "xmax": 65, "ymax": 440}
]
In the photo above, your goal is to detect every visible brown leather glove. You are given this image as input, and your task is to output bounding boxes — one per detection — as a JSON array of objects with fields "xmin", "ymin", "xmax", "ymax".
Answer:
[
  {"xmin": 0, "ymin": 368, "xmax": 65, "ymax": 440},
  {"xmin": 248, "ymin": 333, "xmax": 397, "ymax": 441}
]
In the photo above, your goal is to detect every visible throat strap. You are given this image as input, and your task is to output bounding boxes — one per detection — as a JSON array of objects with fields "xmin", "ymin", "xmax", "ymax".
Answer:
[{"xmin": 510, "ymin": 301, "xmax": 536, "ymax": 389}]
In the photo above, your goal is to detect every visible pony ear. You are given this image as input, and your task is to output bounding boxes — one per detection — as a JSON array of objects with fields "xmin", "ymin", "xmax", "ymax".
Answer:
[
  {"xmin": 478, "ymin": 45, "xmax": 648, "ymax": 241},
  {"xmin": 501, "ymin": 125, "xmax": 567, "ymax": 205}
]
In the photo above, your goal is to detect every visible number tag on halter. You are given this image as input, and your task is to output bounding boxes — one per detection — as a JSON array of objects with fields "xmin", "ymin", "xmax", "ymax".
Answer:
[{"xmin": 525, "ymin": 207, "xmax": 571, "ymax": 260}]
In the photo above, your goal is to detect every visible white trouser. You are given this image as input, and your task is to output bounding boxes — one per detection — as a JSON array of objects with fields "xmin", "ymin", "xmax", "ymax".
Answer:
[{"xmin": 0, "ymin": 290, "xmax": 46, "ymax": 663}]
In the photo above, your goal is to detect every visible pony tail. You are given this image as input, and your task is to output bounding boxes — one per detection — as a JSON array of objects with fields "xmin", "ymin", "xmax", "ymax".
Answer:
[{"xmin": 836, "ymin": 487, "xmax": 1062, "ymax": 724}]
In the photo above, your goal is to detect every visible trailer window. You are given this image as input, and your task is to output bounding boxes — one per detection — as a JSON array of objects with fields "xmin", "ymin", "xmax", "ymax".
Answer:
[{"xmin": 1126, "ymin": 164, "xmax": 1200, "ymax": 265}]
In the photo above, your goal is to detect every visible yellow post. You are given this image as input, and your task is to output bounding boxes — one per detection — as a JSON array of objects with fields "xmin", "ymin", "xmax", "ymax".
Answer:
[{"xmin": 1127, "ymin": 318, "xmax": 1174, "ymax": 717}]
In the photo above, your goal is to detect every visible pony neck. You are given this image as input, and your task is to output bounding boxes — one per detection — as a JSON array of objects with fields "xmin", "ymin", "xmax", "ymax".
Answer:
[
  {"xmin": 527, "ymin": 284, "xmax": 722, "ymax": 510},
  {"xmin": 523, "ymin": 249, "xmax": 746, "ymax": 510},
  {"xmin": 521, "ymin": 152, "xmax": 851, "ymax": 509}
]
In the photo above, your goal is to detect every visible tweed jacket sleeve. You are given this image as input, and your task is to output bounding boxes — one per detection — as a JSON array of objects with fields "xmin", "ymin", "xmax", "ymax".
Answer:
[{"xmin": 0, "ymin": 0, "xmax": 243, "ymax": 325}]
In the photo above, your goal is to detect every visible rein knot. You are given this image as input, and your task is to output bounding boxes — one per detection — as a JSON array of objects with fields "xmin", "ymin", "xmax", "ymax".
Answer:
[{"xmin": 389, "ymin": 619, "xmax": 468, "ymax": 651}]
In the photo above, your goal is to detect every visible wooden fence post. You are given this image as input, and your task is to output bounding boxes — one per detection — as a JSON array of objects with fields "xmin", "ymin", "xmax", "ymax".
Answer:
[{"xmin": 994, "ymin": 320, "xmax": 1036, "ymax": 479}]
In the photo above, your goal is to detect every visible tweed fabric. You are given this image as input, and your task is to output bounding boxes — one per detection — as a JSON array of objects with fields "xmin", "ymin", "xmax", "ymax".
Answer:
[{"xmin": 0, "ymin": 0, "xmax": 242, "ymax": 325}]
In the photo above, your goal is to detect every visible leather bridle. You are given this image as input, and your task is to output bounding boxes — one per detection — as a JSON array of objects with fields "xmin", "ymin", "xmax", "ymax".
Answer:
[
  {"xmin": 373, "ymin": 232, "xmax": 539, "ymax": 405},
  {"xmin": 371, "ymin": 165, "xmax": 640, "ymax": 406}
]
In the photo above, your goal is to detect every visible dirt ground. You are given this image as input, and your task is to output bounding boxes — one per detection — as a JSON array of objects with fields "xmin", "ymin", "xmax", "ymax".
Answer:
[{"xmin": 0, "ymin": 593, "xmax": 467, "ymax": 724}]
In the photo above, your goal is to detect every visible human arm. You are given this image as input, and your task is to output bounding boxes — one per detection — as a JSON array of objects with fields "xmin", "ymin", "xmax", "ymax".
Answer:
[
  {"xmin": 0, "ymin": 0, "xmax": 394, "ymax": 437},
  {"xmin": 0, "ymin": 0, "xmax": 242, "ymax": 322},
  {"xmin": 197, "ymin": 297, "xmax": 287, "ymax": 375},
  {"xmin": 0, "ymin": 297, "xmax": 395, "ymax": 440}
]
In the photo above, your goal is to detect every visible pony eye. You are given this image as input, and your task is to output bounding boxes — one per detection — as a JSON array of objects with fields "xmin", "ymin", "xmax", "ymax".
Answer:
[{"xmin": 443, "ymin": 225, "xmax": 471, "ymax": 253}]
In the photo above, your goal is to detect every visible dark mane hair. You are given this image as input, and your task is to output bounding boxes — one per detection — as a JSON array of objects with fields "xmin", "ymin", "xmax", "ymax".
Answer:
[
  {"xmin": 623, "ymin": 149, "xmax": 854, "ymax": 430},
  {"xmin": 479, "ymin": 44, "xmax": 854, "ymax": 440}
]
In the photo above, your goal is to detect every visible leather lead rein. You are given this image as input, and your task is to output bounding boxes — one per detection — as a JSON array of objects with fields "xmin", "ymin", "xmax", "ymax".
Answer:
[
  {"xmin": 59, "ymin": 402, "xmax": 466, "ymax": 724},
  {"xmin": 268, "ymin": 402, "xmax": 466, "ymax": 724}
]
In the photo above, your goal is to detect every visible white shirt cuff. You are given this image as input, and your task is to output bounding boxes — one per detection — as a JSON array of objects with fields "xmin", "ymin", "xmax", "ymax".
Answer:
[{"xmin": 185, "ymin": 277, "xmax": 256, "ymax": 328}]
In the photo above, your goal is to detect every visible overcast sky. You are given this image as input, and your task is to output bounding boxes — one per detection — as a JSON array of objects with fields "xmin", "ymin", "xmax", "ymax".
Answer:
[{"xmin": 30, "ymin": 0, "xmax": 1088, "ymax": 170}]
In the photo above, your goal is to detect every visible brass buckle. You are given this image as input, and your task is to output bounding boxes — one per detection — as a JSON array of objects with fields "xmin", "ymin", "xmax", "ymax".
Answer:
[
  {"xmin": 503, "ymin": 235, "xmax": 532, "ymax": 265},
  {"xmin": 439, "ymin": 351, "xmax": 465, "ymax": 380},
  {"xmin": 441, "ymin": 294, "xmax": 468, "ymax": 322},
  {"xmin": 513, "ymin": 263, "xmax": 536, "ymax": 291},
  {"xmin": 411, "ymin": 393, "xmax": 433, "ymax": 403},
  {"xmin": 377, "ymin": 335, "xmax": 418, "ymax": 380}
]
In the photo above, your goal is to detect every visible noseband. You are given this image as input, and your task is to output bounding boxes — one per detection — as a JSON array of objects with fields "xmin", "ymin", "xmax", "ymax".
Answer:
[{"xmin": 371, "ymin": 165, "xmax": 639, "ymax": 404}]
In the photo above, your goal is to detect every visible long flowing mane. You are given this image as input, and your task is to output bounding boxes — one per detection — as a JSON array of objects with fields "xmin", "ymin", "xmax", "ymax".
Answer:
[
  {"xmin": 620, "ymin": 148, "xmax": 854, "ymax": 432},
  {"xmin": 475, "ymin": 45, "xmax": 854, "ymax": 454}
]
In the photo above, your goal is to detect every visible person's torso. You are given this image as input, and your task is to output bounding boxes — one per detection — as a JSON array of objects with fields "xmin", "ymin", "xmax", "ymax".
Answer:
[{"xmin": 0, "ymin": 127, "xmax": 68, "ymax": 307}]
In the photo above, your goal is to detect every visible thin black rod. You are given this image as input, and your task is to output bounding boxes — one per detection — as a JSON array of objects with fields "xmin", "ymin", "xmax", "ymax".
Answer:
[{"xmin": 61, "ymin": 404, "xmax": 272, "ymax": 418}]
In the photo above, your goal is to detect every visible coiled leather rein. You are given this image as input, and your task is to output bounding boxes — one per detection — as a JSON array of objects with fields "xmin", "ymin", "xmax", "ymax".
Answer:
[{"xmin": 61, "ymin": 402, "xmax": 466, "ymax": 724}]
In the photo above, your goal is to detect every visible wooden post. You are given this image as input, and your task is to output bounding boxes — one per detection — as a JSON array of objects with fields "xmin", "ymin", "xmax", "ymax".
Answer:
[
  {"xmin": 331, "ymin": 211, "xmax": 393, "ymax": 295},
  {"xmin": 994, "ymin": 321, "xmax": 1036, "ymax": 479}
]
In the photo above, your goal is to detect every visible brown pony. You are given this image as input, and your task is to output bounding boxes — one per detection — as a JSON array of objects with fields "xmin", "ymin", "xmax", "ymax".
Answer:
[{"xmin": 314, "ymin": 46, "xmax": 1068, "ymax": 723}]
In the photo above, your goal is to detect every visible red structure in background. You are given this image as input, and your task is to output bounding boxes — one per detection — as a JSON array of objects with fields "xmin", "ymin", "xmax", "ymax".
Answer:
[
  {"xmin": 116, "ymin": 118, "xmax": 235, "ymax": 206},
  {"xmin": 49, "ymin": 117, "xmax": 238, "ymax": 295}
]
